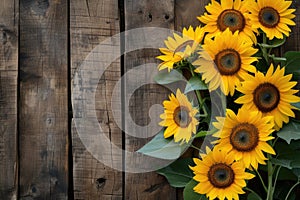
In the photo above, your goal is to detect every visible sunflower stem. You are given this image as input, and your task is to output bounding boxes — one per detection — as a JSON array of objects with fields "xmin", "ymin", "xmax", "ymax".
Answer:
[
  {"xmin": 255, "ymin": 169, "xmax": 268, "ymax": 192},
  {"xmin": 262, "ymin": 33, "xmax": 270, "ymax": 68},
  {"xmin": 188, "ymin": 63, "xmax": 204, "ymax": 108},
  {"xmin": 273, "ymin": 166, "xmax": 282, "ymax": 191},
  {"xmin": 285, "ymin": 181, "xmax": 300, "ymax": 200},
  {"xmin": 266, "ymin": 155, "xmax": 274, "ymax": 200},
  {"xmin": 272, "ymin": 137, "xmax": 279, "ymax": 147},
  {"xmin": 190, "ymin": 144, "xmax": 202, "ymax": 152},
  {"xmin": 245, "ymin": 187, "xmax": 263, "ymax": 200}
]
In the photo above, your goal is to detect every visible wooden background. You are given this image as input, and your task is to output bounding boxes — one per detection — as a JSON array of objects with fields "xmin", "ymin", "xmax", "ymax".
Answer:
[{"xmin": 0, "ymin": 0, "xmax": 299, "ymax": 199}]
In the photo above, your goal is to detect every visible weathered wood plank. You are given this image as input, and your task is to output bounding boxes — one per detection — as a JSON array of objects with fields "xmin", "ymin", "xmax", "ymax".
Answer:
[
  {"xmin": 174, "ymin": 1, "xmax": 210, "ymax": 199},
  {"xmin": 124, "ymin": 0, "xmax": 178, "ymax": 199},
  {"xmin": 0, "ymin": 0, "xmax": 18, "ymax": 199},
  {"xmin": 70, "ymin": 0, "xmax": 123, "ymax": 199},
  {"xmin": 282, "ymin": 1, "xmax": 300, "ymax": 52},
  {"xmin": 19, "ymin": 0, "xmax": 69, "ymax": 199},
  {"xmin": 175, "ymin": 0, "xmax": 208, "ymax": 31}
]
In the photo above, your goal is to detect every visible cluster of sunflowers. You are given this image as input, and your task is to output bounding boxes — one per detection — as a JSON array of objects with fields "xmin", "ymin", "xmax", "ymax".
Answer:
[{"xmin": 138, "ymin": 0, "xmax": 300, "ymax": 199}]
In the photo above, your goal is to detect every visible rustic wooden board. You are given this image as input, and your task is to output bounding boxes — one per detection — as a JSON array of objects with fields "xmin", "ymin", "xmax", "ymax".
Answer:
[
  {"xmin": 70, "ymin": 0, "xmax": 123, "ymax": 199},
  {"xmin": 175, "ymin": 0, "xmax": 208, "ymax": 31},
  {"xmin": 283, "ymin": 1, "xmax": 300, "ymax": 52},
  {"xmin": 19, "ymin": 0, "xmax": 69, "ymax": 199},
  {"xmin": 0, "ymin": 0, "xmax": 18, "ymax": 199},
  {"xmin": 124, "ymin": 0, "xmax": 178, "ymax": 199},
  {"xmin": 174, "ymin": 1, "xmax": 210, "ymax": 199}
]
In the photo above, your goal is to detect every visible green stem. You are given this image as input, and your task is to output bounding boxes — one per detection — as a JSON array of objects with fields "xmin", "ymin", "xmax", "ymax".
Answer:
[
  {"xmin": 273, "ymin": 166, "xmax": 282, "ymax": 191},
  {"xmin": 255, "ymin": 169, "xmax": 268, "ymax": 192},
  {"xmin": 245, "ymin": 187, "xmax": 263, "ymax": 200},
  {"xmin": 266, "ymin": 155, "xmax": 273, "ymax": 200},
  {"xmin": 272, "ymin": 136, "xmax": 279, "ymax": 147},
  {"xmin": 262, "ymin": 33, "xmax": 270, "ymax": 67},
  {"xmin": 190, "ymin": 144, "xmax": 202, "ymax": 152},
  {"xmin": 188, "ymin": 64, "xmax": 204, "ymax": 107},
  {"xmin": 285, "ymin": 181, "xmax": 300, "ymax": 200}
]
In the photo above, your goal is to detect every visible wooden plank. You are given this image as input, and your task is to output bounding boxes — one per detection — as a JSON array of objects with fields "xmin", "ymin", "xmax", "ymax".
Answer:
[
  {"xmin": 175, "ymin": 0, "xmax": 208, "ymax": 31},
  {"xmin": 0, "ymin": 0, "xmax": 18, "ymax": 199},
  {"xmin": 124, "ymin": 0, "xmax": 178, "ymax": 199},
  {"xmin": 282, "ymin": 1, "xmax": 300, "ymax": 52},
  {"xmin": 19, "ymin": 0, "xmax": 69, "ymax": 199},
  {"xmin": 174, "ymin": 1, "xmax": 209, "ymax": 199},
  {"xmin": 70, "ymin": 0, "xmax": 123, "ymax": 199}
]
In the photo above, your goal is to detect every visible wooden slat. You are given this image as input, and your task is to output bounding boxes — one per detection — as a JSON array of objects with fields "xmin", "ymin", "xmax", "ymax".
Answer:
[
  {"xmin": 19, "ymin": 0, "xmax": 69, "ymax": 199},
  {"xmin": 174, "ymin": 1, "xmax": 210, "ymax": 199},
  {"xmin": 70, "ymin": 0, "xmax": 123, "ymax": 199},
  {"xmin": 0, "ymin": 0, "xmax": 18, "ymax": 199},
  {"xmin": 282, "ymin": 1, "xmax": 300, "ymax": 52},
  {"xmin": 175, "ymin": 0, "xmax": 208, "ymax": 31},
  {"xmin": 124, "ymin": 0, "xmax": 178, "ymax": 199}
]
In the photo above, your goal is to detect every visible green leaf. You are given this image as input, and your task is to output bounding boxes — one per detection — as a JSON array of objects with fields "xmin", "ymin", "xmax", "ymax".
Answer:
[
  {"xmin": 272, "ymin": 140, "xmax": 300, "ymax": 172},
  {"xmin": 157, "ymin": 158, "xmax": 194, "ymax": 188},
  {"xmin": 283, "ymin": 51, "xmax": 300, "ymax": 76},
  {"xmin": 277, "ymin": 121, "xmax": 300, "ymax": 144},
  {"xmin": 154, "ymin": 69, "xmax": 184, "ymax": 84},
  {"xmin": 137, "ymin": 129, "xmax": 191, "ymax": 160},
  {"xmin": 279, "ymin": 168, "xmax": 298, "ymax": 181},
  {"xmin": 183, "ymin": 179, "xmax": 208, "ymax": 200},
  {"xmin": 184, "ymin": 76, "xmax": 207, "ymax": 94},
  {"xmin": 271, "ymin": 158, "xmax": 292, "ymax": 169},
  {"xmin": 274, "ymin": 181, "xmax": 297, "ymax": 200},
  {"xmin": 292, "ymin": 168, "xmax": 300, "ymax": 179},
  {"xmin": 195, "ymin": 128, "xmax": 217, "ymax": 138},
  {"xmin": 195, "ymin": 131, "xmax": 207, "ymax": 138},
  {"xmin": 247, "ymin": 193, "xmax": 261, "ymax": 200},
  {"xmin": 292, "ymin": 102, "xmax": 300, "ymax": 110},
  {"xmin": 255, "ymin": 58, "xmax": 268, "ymax": 73}
]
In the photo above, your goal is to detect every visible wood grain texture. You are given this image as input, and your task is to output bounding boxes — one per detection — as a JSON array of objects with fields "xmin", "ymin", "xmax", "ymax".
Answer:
[
  {"xmin": 124, "ymin": 0, "xmax": 177, "ymax": 199},
  {"xmin": 175, "ymin": 0, "xmax": 208, "ymax": 31},
  {"xmin": 0, "ymin": 0, "xmax": 18, "ymax": 199},
  {"xmin": 282, "ymin": 1, "xmax": 300, "ymax": 52},
  {"xmin": 19, "ymin": 0, "xmax": 69, "ymax": 199},
  {"xmin": 70, "ymin": 0, "xmax": 123, "ymax": 199}
]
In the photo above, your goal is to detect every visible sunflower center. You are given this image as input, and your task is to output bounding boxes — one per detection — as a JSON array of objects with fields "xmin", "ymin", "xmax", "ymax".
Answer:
[
  {"xmin": 215, "ymin": 49, "xmax": 241, "ymax": 75},
  {"xmin": 174, "ymin": 40, "xmax": 194, "ymax": 54},
  {"xmin": 173, "ymin": 106, "xmax": 191, "ymax": 128},
  {"xmin": 208, "ymin": 163, "xmax": 235, "ymax": 188},
  {"xmin": 230, "ymin": 123, "xmax": 259, "ymax": 152},
  {"xmin": 259, "ymin": 7, "xmax": 280, "ymax": 28},
  {"xmin": 217, "ymin": 9, "xmax": 246, "ymax": 32},
  {"xmin": 253, "ymin": 83, "xmax": 280, "ymax": 113}
]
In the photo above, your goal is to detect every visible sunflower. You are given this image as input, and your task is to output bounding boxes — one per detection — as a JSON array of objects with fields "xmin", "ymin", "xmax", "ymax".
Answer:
[
  {"xmin": 157, "ymin": 26, "xmax": 205, "ymax": 72},
  {"xmin": 213, "ymin": 108, "xmax": 275, "ymax": 169},
  {"xmin": 159, "ymin": 89, "xmax": 199, "ymax": 143},
  {"xmin": 248, "ymin": 0, "xmax": 296, "ymax": 40},
  {"xmin": 190, "ymin": 147, "xmax": 255, "ymax": 200},
  {"xmin": 198, "ymin": 0, "xmax": 258, "ymax": 43},
  {"xmin": 193, "ymin": 29, "xmax": 258, "ymax": 96},
  {"xmin": 236, "ymin": 64, "xmax": 300, "ymax": 130}
]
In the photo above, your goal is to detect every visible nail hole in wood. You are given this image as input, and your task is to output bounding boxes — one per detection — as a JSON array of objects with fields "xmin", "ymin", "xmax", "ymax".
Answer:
[{"xmin": 96, "ymin": 177, "xmax": 106, "ymax": 189}]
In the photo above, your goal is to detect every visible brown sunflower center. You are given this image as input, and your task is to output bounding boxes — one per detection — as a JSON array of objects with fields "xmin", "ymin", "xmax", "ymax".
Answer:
[
  {"xmin": 173, "ymin": 106, "xmax": 191, "ymax": 128},
  {"xmin": 215, "ymin": 49, "xmax": 241, "ymax": 75},
  {"xmin": 253, "ymin": 83, "xmax": 280, "ymax": 113},
  {"xmin": 230, "ymin": 123, "xmax": 259, "ymax": 152},
  {"xmin": 174, "ymin": 40, "xmax": 194, "ymax": 54},
  {"xmin": 217, "ymin": 9, "xmax": 246, "ymax": 32},
  {"xmin": 208, "ymin": 163, "xmax": 235, "ymax": 188},
  {"xmin": 258, "ymin": 7, "xmax": 280, "ymax": 28}
]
